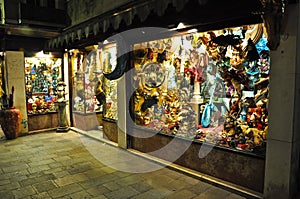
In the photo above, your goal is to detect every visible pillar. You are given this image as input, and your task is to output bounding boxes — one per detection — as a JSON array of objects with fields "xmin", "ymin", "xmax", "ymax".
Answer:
[
  {"xmin": 264, "ymin": 3, "xmax": 300, "ymax": 198},
  {"xmin": 117, "ymin": 75, "xmax": 127, "ymax": 149},
  {"xmin": 5, "ymin": 51, "xmax": 28, "ymax": 134}
]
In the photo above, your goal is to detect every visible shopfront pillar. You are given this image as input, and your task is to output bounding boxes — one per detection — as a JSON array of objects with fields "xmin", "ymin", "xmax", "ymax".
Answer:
[
  {"xmin": 5, "ymin": 51, "xmax": 28, "ymax": 134},
  {"xmin": 264, "ymin": 3, "xmax": 300, "ymax": 198},
  {"xmin": 117, "ymin": 75, "xmax": 127, "ymax": 149}
]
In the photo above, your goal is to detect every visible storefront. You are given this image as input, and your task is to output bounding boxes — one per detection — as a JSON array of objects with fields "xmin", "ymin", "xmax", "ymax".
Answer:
[
  {"xmin": 121, "ymin": 23, "xmax": 267, "ymax": 193},
  {"xmin": 66, "ymin": 42, "xmax": 119, "ymax": 143},
  {"xmin": 25, "ymin": 53, "xmax": 63, "ymax": 131},
  {"xmin": 46, "ymin": 0, "xmax": 300, "ymax": 198}
]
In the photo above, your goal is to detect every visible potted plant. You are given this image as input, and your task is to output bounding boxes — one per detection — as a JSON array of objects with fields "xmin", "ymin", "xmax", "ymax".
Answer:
[{"xmin": 0, "ymin": 86, "xmax": 22, "ymax": 139}]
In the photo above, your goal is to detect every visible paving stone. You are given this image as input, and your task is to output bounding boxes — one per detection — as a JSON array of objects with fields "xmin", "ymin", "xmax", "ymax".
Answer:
[
  {"xmin": 115, "ymin": 175, "xmax": 143, "ymax": 186},
  {"xmin": 32, "ymin": 180, "xmax": 58, "ymax": 193},
  {"xmin": 48, "ymin": 183, "xmax": 84, "ymax": 198},
  {"xmin": 165, "ymin": 189, "xmax": 197, "ymax": 199},
  {"xmin": 10, "ymin": 174, "xmax": 28, "ymax": 182},
  {"xmin": 2, "ymin": 164, "xmax": 29, "ymax": 173},
  {"xmin": 54, "ymin": 173, "xmax": 89, "ymax": 186},
  {"xmin": 130, "ymin": 182, "xmax": 153, "ymax": 193},
  {"xmin": 224, "ymin": 193, "xmax": 247, "ymax": 199},
  {"xmin": 43, "ymin": 167, "xmax": 64, "ymax": 175},
  {"xmin": 53, "ymin": 170, "xmax": 71, "ymax": 178},
  {"xmin": 145, "ymin": 174, "xmax": 174, "ymax": 189},
  {"xmin": 0, "ymin": 179, "xmax": 10, "ymax": 186},
  {"xmin": 12, "ymin": 185, "xmax": 37, "ymax": 198},
  {"xmin": 68, "ymin": 163, "xmax": 92, "ymax": 175},
  {"xmin": 112, "ymin": 171, "xmax": 132, "ymax": 178},
  {"xmin": 86, "ymin": 186, "xmax": 110, "ymax": 197},
  {"xmin": 131, "ymin": 191, "xmax": 162, "ymax": 199},
  {"xmin": 79, "ymin": 173, "xmax": 119, "ymax": 189},
  {"xmin": 163, "ymin": 169, "xmax": 185, "ymax": 180},
  {"xmin": 0, "ymin": 190, "xmax": 14, "ymax": 199},
  {"xmin": 27, "ymin": 164, "xmax": 51, "ymax": 174},
  {"xmin": 83, "ymin": 168, "xmax": 107, "ymax": 179},
  {"xmin": 27, "ymin": 192, "xmax": 52, "ymax": 199},
  {"xmin": 103, "ymin": 181, "xmax": 123, "ymax": 191},
  {"xmin": 104, "ymin": 186, "xmax": 139, "ymax": 199},
  {"xmin": 20, "ymin": 174, "xmax": 55, "ymax": 187},
  {"xmin": 91, "ymin": 195, "xmax": 108, "ymax": 199},
  {"xmin": 193, "ymin": 187, "xmax": 231, "ymax": 199},
  {"xmin": 66, "ymin": 190, "xmax": 92, "ymax": 199},
  {"xmin": 53, "ymin": 156, "xmax": 72, "ymax": 162},
  {"xmin": 179, "ymin": 175, "xmax": 203, "ymax": 185},
  {"xmin": 0, "ymin": 181, "xmax": 21, "ymax": 191},
  {"xmin": 131, "ymin": 188, "xmax": 172, "ymax": 199},
  {"xmin": 101, "ymin": 166, "xmax": 117, "ymax": 174},
  {"xmin": 190, "ymin": 181, "xmax": 212, "ymax": 195},
  {"xmin": 28, "ymin": 158, "xmax": 55, "ymax": 167}
]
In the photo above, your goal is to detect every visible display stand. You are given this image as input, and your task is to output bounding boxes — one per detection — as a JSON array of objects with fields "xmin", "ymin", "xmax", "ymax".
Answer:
[
  {"xmin": 55, "ymin": 81, "xmax": 69, "ymax": 132},
  {"xmin": 71, "ymin": 50, "xmax": 104, "ymax": 131},
  {"xmin": 56, "ymin": 101, "xmax": 69, "ymax": 132}
]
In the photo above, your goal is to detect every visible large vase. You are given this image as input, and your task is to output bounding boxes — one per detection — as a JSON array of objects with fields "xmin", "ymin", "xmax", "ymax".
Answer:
[{"xmin": 0, "ymin": 108, "xmax": 21, "ymax": 139}]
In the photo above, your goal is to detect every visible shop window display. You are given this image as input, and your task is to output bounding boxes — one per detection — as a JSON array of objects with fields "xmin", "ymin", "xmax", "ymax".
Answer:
[
  {"xmin": 131, "ymin": 23, "xmax": 269, "ymax": 154},
  {"xmin": 71, "ymin": 43, "xmax": 118, "ymax": 119},
  {"xmin": 71, "ymin": 49, "xmax": 102, "ymax": 113},
  {"xmin": 25, "ymin": 56, "xmax": 62, "ymax": 114},
  {"xmin": 101, "ymin": 42, "xmax": 118, "ymax": 120}
]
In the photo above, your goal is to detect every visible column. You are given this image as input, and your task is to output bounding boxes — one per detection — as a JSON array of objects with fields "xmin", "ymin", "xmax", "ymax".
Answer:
[
  {"xmin": 5, "ymin": 51, "xmax": 28, "ymax": 134},
  {"xmin": 264, "ymin": 4, "xmax": 300, "ymax": 198},
  {"xmin": 117, "ymin": 75, "xmax": 127, "ymax": 149}
]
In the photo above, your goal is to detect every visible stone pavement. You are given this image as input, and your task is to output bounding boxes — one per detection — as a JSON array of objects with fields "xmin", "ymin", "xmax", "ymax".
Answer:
[{"xmin": 0, "ymin": 130, "xmax": 248, "ymax": 199}]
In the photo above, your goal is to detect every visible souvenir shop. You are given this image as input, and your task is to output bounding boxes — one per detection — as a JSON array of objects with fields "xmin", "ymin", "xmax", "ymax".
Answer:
[
  {"xmin": 46, "ymin": 0, "xmax": 300, "ymax": 198},
  {"xmin": 124, "ymin": 23, "xmax": 269, "ymax": 193},
  {"xmin": 25, "ymin": 52, "xmax": 64, "ymax": 131},
  {"xmin": 60, "ymin": 24, "xmax": 269, "ymax": 193}
]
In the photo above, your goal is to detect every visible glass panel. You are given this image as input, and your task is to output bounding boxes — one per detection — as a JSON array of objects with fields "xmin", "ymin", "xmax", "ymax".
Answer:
[
  {"xmin": 101, "ymin": 43, "xmax": 118, "ymax": 120},
  {"xmin": 131, "ymin": 23, "xmax": 269, "ymax": 155},
  {"xmin": 25, "ymin": 56, "xmax": 62, "ymax": 114}
]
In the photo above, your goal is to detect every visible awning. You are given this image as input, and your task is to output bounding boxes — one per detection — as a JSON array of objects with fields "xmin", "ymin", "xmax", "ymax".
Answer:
[
  {"xmin": 46, "ymin": 0, "xmax": 287, "ymax": 50},
  {"xmin": 47, "ymin": 0, "xmax": 190, "ymax": 49}
]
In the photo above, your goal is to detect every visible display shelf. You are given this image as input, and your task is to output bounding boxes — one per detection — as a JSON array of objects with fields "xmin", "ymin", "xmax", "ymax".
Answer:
[{"xmin": 25, "ymin": 56, "xmax": 62, "ymax": 115}]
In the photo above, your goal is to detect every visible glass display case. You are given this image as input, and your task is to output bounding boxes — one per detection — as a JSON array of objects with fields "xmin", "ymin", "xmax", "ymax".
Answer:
[
  {"xmin": 25, "ymin": 56, "xmax": 62, "ymax": 115},
  {"xmin": 72, "ymin": 49, "xmax": 102, "ymax": 114},
  {"xmin": 101, "ymin": 42, "xmax": 118, "ymax": 121},
  {"xmin": 99, "ymin": 42, "xmax": 119, "ymax": 143},
  {"xmin": 130, "ymin": 23, "xmax": 270, "ymax": 155},
  {"xmin": 70, "ymin": 47, "xmax": 105, "ymax": 131}
]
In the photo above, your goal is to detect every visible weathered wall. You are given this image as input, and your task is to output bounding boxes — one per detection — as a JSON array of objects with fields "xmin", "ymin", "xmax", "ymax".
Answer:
[
  {"xmin": 67, "ymin": 0, "xmax": 134, "ymax": 26},
  {"xmin": 5, "ymin": 51, "xmax": 28, "ymax": 134}
]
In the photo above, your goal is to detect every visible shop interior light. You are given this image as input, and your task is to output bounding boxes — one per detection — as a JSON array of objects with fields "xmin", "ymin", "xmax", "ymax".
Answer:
[
  {"xmin": 187, "ymin": 28, "xmax": 198, "ymax": 33},
  {"xmin": 35, "ymin": 50, "xmax": 52, "ymax": 58},
  {"xmin": 177, "ymin": 22, "xmax": 186, "ymax": 29}
]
